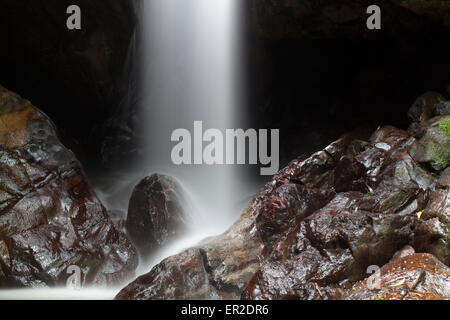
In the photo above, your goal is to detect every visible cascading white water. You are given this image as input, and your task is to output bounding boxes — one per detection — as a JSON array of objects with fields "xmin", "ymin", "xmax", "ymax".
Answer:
[
  {"xmin": 91, "ymin": 0, "xmax": 252, "ymax": 277},
  {"xmin": 140, "ymin": 0, "xmax": 250, "ymax": 235}
]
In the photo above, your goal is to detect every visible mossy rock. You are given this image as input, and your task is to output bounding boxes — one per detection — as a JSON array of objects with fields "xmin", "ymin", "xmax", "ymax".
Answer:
[
  {"xmin": 440, "ymin": 118, "xmax": 450, "ymax": 135},
  {"xmin": 410, "ymin": 116, "xmax": 450, "ymax": 171}
]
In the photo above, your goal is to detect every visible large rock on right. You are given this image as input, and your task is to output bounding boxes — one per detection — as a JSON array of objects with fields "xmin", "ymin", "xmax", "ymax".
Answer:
[
  {"xmin": 126, "ymin": 174, "xmax": 192, "ymax": 259},
  {"xmin": 117, "ymin": 91, "xmax": 450, "ymax": 300}
]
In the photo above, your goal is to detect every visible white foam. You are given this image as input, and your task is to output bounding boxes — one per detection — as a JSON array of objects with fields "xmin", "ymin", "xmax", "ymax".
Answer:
[{"xmin": 0, "ymin": 288, "xmax": 119, "ymax": 300}]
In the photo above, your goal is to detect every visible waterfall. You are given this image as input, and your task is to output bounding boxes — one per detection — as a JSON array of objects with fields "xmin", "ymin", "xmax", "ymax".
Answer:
[
  {"xmin": 89, "ymin": 0, "xmax": 254, "ymax": 272},
  {"xmin": 139, "ymin": 0, "xmax": 250, "ymax": 237}
]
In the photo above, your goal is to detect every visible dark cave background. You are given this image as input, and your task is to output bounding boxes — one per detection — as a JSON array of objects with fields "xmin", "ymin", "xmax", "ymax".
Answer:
[{"xmin": 0, "ymin": 0, "xmax": 449, "ymax": 176}]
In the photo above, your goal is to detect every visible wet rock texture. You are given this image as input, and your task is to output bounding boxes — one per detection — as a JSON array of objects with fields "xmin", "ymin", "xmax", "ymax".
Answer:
[
  {"xmin": 117, "ymin": 92, "xmax": 450, "ymax": 300},
  {"xmin": 126, "ymin": 174, "xmax": 192, "ymax": 259},
  {"xmin": 0, "ymin": 86, "xmax": 138, "ymax": 288},
  {"xmin": 117, "ymin": 202, "xmax": 265, "ymax": 300},
  {"xmin": 346, "ymin": 251, "xmax": 450, "ymax": 300}
]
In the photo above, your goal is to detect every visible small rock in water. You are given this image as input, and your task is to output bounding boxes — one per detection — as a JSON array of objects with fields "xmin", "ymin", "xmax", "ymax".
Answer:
[{"xmin": 126, "ymin": 174, "xmax": 192, "ymax": 259}]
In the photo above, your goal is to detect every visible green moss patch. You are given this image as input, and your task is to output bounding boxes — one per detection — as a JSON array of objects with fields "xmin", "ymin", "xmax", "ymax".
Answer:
[{"xmin": 440, "ymin": 118, "xmax": 450, "ymax": 135}]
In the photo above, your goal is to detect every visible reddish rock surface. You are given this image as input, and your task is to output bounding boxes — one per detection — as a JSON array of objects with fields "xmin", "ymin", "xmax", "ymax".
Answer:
[
  {"xmin": 117, "ymin": 90, "xmax": 450, "ymax": 300},
  {"xmin": 0, "ymin": 86, "xmax": 138, "ymax": 287},
  {"xmin": 117, "ymin": 202, "xmax": 265, "ymax": 300},
  {"xmin": 126, "ymin": 174, "xmax": 192, "ymax": 259},
  {"xmin": 346, "ymin": 252, "xmax": 450, "ymax": 300}
]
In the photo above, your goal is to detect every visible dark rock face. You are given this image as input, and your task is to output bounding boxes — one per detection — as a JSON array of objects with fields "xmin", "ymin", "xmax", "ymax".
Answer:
[
  {"xmin": 242, "ymin": 116, "xmax": 449, "ymax": 300},
  {"xmin": 126, "ymin": 174, "xmax": 192, "ymax": 259},
  {"xmin": 412, "ymin": 167, "xmax": 450, "ymax": 266},
  {"xmin": 117, "ymin": 90, "xmax": 449, "ymax": 300},
  {"xmin": 435, "ymin": 101, "xmax": 450, "ymax": 116},
  {"xmin": 0, "ymin": 0, "xmax": 137, "ymax": 164},
  {"xmin": 248, "ymin": 0, "xmax": 450, "ymax": 41},
  {"xmin": 0, "ymin": 86, "xmax": 138, "ymax": 288},
  {"xmin": 408, "ymin": 92, "xmax": 446, "ymax": 124}
]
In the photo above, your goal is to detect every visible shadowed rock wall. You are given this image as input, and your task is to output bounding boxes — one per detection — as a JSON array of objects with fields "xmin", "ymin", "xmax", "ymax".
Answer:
[{"xmin": 0, "ymin": 0, "xmax": 137, "ymax": 165}]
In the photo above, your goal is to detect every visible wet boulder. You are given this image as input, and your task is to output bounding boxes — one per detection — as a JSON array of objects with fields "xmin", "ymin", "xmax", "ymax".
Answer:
[
  {"xmin": 333, "ymin": 156, "xmax": 367, "ymax": 193},
  {"xmin": 126, "ymin": 174, "xmax": 192, "ymax": 259},
  {"xmin": 0, "ymin": 86, "xmax": 138, "ymax": 288},
  {"xmin": 407, "ymin": 92, "xmax": 445, "ymax": 124},
  {"xmin": 410, "ymin": 116, "xmax": 450, "ymax": 171},
  {"xmin": 117, "ymin": 202, "xmax": 265, "ymax": 300},
  {"xmin": 241, "ymin": 122, "xmax": 442, "ymax": 300},
  {"xmin": 412, "ymin": 167, "xmax": 450, "ymax": 266},
  {"xmin": 241, "ymin": 191, "xmax": 418, "ymax": 300},
  {"xmin": 255, "ymin": 183, "xmax": 335, "ymax": 249},
  {"xmin": 346, "ymin": 253, "xmax": 450, "ymax": 300},
  {"xmin": 242, "ymin": 244, "xmax": 354, "ymax": 300},
  {"xmin": 435, "ymin": 101, "xmax": 450, "ymax": 116},
  {"xmin": 116, "ymin": 248, "xmax": 220, "ymax": 300}
]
